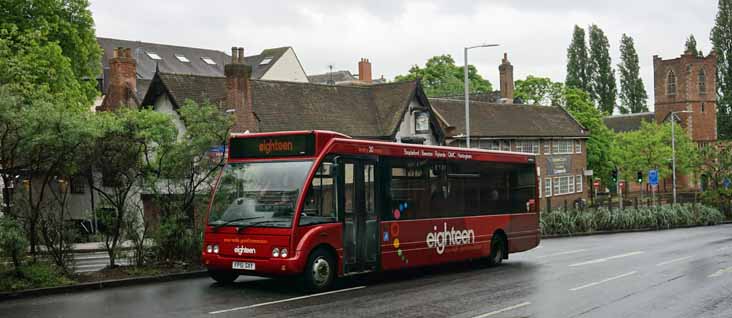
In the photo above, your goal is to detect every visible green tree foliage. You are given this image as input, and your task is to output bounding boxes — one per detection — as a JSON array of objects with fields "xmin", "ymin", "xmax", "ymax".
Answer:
[
  {"xmin": 0, "ymin": 216, "xmax": 28, "ymax": 276},
  {"xmin": 394, "ymin": 54, "xmax": 492, "ymax": 97},
  {"xmin": 618, "ymin": 34, "xmax": 648, "ymax": 114},
  {"xmin": 87, "ymin": 109, "xmax": 176, "ymax": 267},
  {"xmin": 613, "ymin": 121, "xmax": 698, "ymax": 183},
  {"xmin": 0, "ymin": 0, "xmax": 101, "ymax": 104},
  {"xmin": 712, "ymin": 0, "xmax": 732, "ymax": 140},
  {"xmin": 698, "ymin": 143, "xmax": 732, "ymax": 215},
  {"xmin": 589, "ymin": 25, "xmax": 617, "ymax": 114},
  {"xmin": 514, "ymin": 76, "xmax": 564, "ymax": 105},
  {"xmin": 685, "ymin": 34, "xmax": 700, "ymax": 56},
  {"xmin": 561, "ymin": 88, "xmax": 616, "ymax": 186},
  {"xmin": 566, "ymin": 25, "xmax": 593, "ymax": 95}
]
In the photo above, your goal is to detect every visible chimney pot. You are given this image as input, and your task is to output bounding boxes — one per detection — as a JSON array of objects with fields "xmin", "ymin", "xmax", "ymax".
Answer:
[
  {"xmin": 498, "ymin": 52, "xmax": 514, "ymax": 102},
  {"xmin": 358, "ymin": 58, "xmax": 372, "ymax": 83},
  {"xmin": 238, "ymin": 47, "xmax": 244, "ymax": 63}
]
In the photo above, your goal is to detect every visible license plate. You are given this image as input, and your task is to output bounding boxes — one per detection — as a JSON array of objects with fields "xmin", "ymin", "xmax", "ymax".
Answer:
[{"xmin": 232, "ymin": 261, "xmax": 255, "ymax": 270}]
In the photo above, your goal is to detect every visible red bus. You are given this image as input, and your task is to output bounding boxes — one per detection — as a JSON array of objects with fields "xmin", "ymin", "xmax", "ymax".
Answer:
[{"xmin": 202, "ymin": 130, "xmax": 540, "ymax": 291}]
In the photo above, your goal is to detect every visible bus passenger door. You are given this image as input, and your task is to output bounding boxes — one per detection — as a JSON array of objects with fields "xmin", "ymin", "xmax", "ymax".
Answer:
[{"xmin": 340, "ymin": 159, "xmax": 378, "ymax": 274}]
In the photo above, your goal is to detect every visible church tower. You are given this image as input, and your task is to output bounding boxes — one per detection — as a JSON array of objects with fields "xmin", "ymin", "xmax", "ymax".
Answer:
[{"xmin": 653, "ymin": 50, "xmax": 718, "ymax": 144}]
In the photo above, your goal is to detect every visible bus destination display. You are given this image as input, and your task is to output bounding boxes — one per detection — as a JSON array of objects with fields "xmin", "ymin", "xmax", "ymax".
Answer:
[{"xmin": 229, "ymin": 134, "xmax": 315, "ymax": 159}]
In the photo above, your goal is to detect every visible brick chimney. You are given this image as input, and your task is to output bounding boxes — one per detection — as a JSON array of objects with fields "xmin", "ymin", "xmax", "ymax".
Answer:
[
  {"xmin": 99, "ymin": 47, "xmax": 138, "ymax": 111},
  {"xmin": 499, "ymin": 52, "xmax": 514, "ymax": 101},
  {"xmin": 358, "ymin": 58, "xmax": 372, "ymax": 83},
  {"xmin": 225, "ymin": 47, "xmax": 257, "ymax": 133}
]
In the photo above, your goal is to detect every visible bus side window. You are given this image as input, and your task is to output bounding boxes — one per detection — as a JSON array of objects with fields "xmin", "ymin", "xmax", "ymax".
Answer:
[{"xmin": 300, "ymin": 162, "xmax": 337, "ymax": 226}]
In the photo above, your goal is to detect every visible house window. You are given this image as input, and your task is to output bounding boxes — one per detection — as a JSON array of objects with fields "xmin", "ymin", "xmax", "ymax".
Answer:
[
  {"xmin": 575, "ymin": 140, "xmax": 582, "ymax": 154},
  {"xmin": 260, "ymin": 57, "xmax": 274, "ymax": 65},
  {"xmin": 699, "ymin": 69, "xmax": 707, "ymax": 95},
  {"xmin": 414, "ymin": 111, "xmax": 429, "ymax": 133},
  {"xmin": 70, "ymin": 177, "xmax": 86, "ymax": 194},
  {"xmin": 201, "ymin": 57, "xmax": 217, "ymax": 65},
  {"xmin": 175, "ymin": 54, "xmax": 190, "ymax": 63},
  {"xmin": 553, "ymin": 177, "xmax": 560, "ymax": 196},
  {"xmin": 501, "ymin": 140, "xmax": 511, "ymax": 152},
  {"xmin": 545, "ymin": 178, "xmax": 552, "ymax": 197},
  {"xmin": 543, "ymin": 141, "xmax": 551, "ymax": 155},
  {"xmin": 552, "ymin": 140, "xmax": 573, "ymax": 154},
  {"xmin": 667, "ymin": 70, "xmax": 677, "ymax": 97},
  {"xmin": 146, "ymin": 52, "xmax": 162, "ymax": 60},
  {"xmin": 575, "ymin": 175, "xmax": 583, "ymax": 193},
  {"xmin": 515, "ymin": 140, "xmax": 540, "ymax": 154}
]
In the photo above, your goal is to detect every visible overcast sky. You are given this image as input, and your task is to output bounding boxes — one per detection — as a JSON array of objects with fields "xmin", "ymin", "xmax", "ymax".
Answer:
[{"xmin": 90, "ymin": 0, "xmax": 719, "ymax": 109}]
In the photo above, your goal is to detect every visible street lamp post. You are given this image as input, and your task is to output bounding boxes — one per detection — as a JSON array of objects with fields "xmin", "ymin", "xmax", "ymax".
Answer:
[
  {"xmin": 464, "ymin": 44, "xmax": 499, "ymax": 148},
  {"xmin": 670, "ymin": 110, "xmax": 692, "ymax": 205}
]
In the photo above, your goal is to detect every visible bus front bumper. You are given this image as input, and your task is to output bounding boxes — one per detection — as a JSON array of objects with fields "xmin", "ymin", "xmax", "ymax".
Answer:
[{"xmin": 202, "ymin": 252, "xmax": 305, "ymax": 276}]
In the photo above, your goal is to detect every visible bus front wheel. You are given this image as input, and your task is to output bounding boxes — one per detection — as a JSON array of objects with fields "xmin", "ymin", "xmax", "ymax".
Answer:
[
  {"xmin": 209, "ymin": 270, "xmax": 238, "ymax": 284},
  {"xmin": 302, "ymin": 248, "xmax": 335, "ymax": 292}
]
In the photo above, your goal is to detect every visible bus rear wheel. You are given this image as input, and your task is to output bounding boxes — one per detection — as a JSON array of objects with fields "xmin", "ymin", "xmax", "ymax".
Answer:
[
  {"xmin": 209, "ymin": 270, "xmax": 238, "ymax": 284},
  {"xmin": 488, "ymin": 235, "xmax": 506, "ymax": 266},
  {"xmin": 302, "ymin": 248, "xmax": 335, "ymax": 292}
]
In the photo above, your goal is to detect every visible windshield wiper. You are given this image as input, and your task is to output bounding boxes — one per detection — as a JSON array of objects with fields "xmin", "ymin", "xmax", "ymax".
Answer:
[{"xmin": 212, "ymin": 217, "xmax": 263, "ymax": 230}]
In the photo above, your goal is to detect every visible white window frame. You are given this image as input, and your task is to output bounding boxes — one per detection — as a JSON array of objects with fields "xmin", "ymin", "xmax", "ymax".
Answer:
[
  {"xmin": 553, "ymin": 177, "xmax": 560, "ymax": 196},
  {"xmin": 576, "ymin": 175, "xmax": 583, "ymax": 193},
  {"xmin": 201, "ymin": 57, "xmax": 217, "ymax": 65},
  {"xmin": 543, "ymin": 141, "xmax": 551, "ymax": 155},
  {"xmin": 146, "ymin": 52, "xmax": 162, "ymax": 60},
  {"xmin": 501, "ymin": 140, "xmax": 511, "ymax": 152},
  {"xmin": 545, "ymin": 178, "xmax": 552, "ymax": 197},
  {"xmin": 552, "ymin": 140, "xmax": 573, "ymax": 155},
  {"xmin": 575, "ymin": 140, "xmax": 582, "ymax": 154},
  {"xmin": 175, "ymin": 54, "xmax": 190, "ymax": 63}
]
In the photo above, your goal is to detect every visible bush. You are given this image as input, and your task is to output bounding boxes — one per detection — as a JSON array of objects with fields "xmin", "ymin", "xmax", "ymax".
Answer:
[
  {"xmin": 541, "ymin": 203, "xmax": 725, "ymax": 236},
  {"xmin": 154, "ymin": 213, "xmax": 201, "ymax": 266},
  {"xmin": 0, "ymin": 262, "xmax": 75, "ymax": 292},
  {"xmin": 0, "ymin": 217, "xmax": 28, "ymax": 275}
]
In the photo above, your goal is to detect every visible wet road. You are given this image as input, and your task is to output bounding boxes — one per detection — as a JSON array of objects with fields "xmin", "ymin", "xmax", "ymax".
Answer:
[{"xmin": 2, "ymin": 224, "xmax": 732, "ymax": 318}]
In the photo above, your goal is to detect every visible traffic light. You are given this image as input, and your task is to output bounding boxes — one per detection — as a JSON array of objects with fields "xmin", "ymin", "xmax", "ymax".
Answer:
[
  {"xmin": 612, "ymin": 168, "xmax": 618, "ymax": 183},
  {"xmin": 637, "ymin": 171, "xmax": 643, "ymax": 183}
]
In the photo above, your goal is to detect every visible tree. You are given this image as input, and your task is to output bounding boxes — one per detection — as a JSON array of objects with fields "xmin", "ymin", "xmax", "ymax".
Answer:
[
  {"xmin": 151, "ymin": 100, "xmax": 233, "ymax": 264},
  {"xmin": 566, "ymin": 25, "xmax": 593, "ymax": 95},
  {"xmin": 589, "ymin": 25, "xmax": 617, "ymax": 114},
  {"xmin": 712, "ymin": 0, "xmax": 732, "ymax": 140},
  {"xmin": 613, "ymin": 121, "xmax": 698, "ymax": 185},
  {"xmin": 0, "ymin": 0, "xmax": 101, "ymax": 105},
  {"xmin": 685, "ymin": 34, "xmax": 700, "ymax": 56},
  {"xmin": 561, "ymin": 87, "xmax": 616, "ymax": 186},
  {"xmin": 394, "ymin": 54, "xmax": 492, "ymax": 97},
  {"xmin": 87, "ymin": 109, "xmax": 176, "ymax": 267},
  {"xmin": 618, "ymin": 34, "xmax": 648, "ymax": 114},
  {"xmin": 514, "ymin": 76, "xmax": 564, "ymax": 105},
  {"xmin": 698, "ymin": 143, "xmax": 732, "ymax": 215}
]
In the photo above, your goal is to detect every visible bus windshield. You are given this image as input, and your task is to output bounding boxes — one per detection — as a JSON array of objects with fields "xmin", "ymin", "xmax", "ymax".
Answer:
[{"xmin": 208, "ymin": 161, "xmax": 313, "ymax": 228}]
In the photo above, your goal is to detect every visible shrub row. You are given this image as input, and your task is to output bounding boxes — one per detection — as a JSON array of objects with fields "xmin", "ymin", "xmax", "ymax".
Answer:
[{"xmin": 540, "ymin": 203, "xmax": 725, "ymax": 236}]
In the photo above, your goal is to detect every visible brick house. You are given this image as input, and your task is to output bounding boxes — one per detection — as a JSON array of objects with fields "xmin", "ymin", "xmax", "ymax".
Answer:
[{"xmin": 431, "ymin": 53, "xmax": 590, "ymax": 209}]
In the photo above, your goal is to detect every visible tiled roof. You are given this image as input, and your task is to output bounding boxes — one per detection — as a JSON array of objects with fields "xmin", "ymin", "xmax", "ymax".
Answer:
[
  {"xmin": 308, "ymin": 70, "xmax": 357, "ymax": 84},
  {"xmin": 603, "ymin": 112, "xmax": 656, "ymax": 133},
  {"xmin": 243, "ymin": 47, "xmax": 291, "ymax": 80},
  {"xmin": 430, "ymin": 98, "xmax": 588, "ymax": 138},
  {"xmin": 142, "ymin": 73, "xmax": 429, "ymax": 139},
  {"xmin": 436, "ymin": 91, "xmax": 503, "ymax": 103}
]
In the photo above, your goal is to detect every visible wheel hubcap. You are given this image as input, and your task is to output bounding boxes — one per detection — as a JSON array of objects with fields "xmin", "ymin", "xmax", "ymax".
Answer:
[{"xmin": 312, "ymin": 257, "xmax": 330, "ymax": 286}]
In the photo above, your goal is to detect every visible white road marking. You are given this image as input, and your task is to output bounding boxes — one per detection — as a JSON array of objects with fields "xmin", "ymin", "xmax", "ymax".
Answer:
[
  {"xmin": 656, "ymin": 256, "xmax": 692, "ymax": 267},
  {"xmin": 569, "ymin": 271, "xmax": 638, "ymax": 291},
  {"xmin": 716, "ymin": 246, "xmax": 731, "ymax": 252},
  {"xmin": 569, "ymin": 251, "xmax": 644, "ymax": 267},
  {"xmin": 536, "ymin": 249, "xmax": 587, "ymax": 259},
  {"xmin": 208, "ymin": 286, "xmax": 366, "ymax": 314},
  {"xmin": 472, "ymin": 301, "xmax": 531, "ymax": 318},
  {"xmin": 708, "ymin": 266, "xmax": 732, "ymax": 278}
]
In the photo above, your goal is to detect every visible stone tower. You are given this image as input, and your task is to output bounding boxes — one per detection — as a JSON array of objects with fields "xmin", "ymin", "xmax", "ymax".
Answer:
[{"xmin": 653, "ymin": 50, "xmax": 717, "ymax": 143}]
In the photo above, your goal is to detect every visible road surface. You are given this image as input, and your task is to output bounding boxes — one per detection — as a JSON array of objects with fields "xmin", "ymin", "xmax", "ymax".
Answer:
[{"xmin": 2, "ymin": 224, "xmax": 731, "ymax": 318}]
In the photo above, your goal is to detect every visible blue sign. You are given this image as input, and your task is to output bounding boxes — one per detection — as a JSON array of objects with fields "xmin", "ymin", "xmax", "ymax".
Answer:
[
  {"xmin": 649, "ymin": 169, "xmax": 659, "ymax": 186},
  {"xmin": 208, "ymin": 145, "xmax": 226, "ymax": 154},
  {"xmin": 724, "ymin": 178, "xmax": 731, "ymax": 189}
]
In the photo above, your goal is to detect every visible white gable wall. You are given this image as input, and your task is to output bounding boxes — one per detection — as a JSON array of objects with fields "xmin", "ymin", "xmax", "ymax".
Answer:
[
  {"xmin": 153, "ymin": 94, "xmax": 187, "ymax": 140},
  {"xmin": 260, "ymin": 48, "xmax": 309, "ymax": 82},
  {"xmin": 395, "ymin": 97, "xmax": 439, "ymax": 146}
]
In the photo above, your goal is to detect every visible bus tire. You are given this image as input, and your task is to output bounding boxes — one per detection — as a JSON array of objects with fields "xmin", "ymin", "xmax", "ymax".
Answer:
[
  {"xmin": 488, "ymin": 234, "xmax": 506, "ymax": 266},
  {"xmin": 302, "ymin": 248, "xmax": 336, "ymax": 292},
  {"xmin": 209, "ymin": 270, "xmax": 238, "ymax": 284}
]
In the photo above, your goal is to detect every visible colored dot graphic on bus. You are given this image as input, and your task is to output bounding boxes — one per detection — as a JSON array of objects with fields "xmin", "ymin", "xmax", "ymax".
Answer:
[
  {"xmin": 393, "ymin": 209, "xmax": 400, "ymax": 220},
  {"xmin": 393, "ymin": 238, "xmax": 400, "ymax": 249},
  {"xmin": 390, "ymin": 223, "xmax": 400, "ymax": 237}
]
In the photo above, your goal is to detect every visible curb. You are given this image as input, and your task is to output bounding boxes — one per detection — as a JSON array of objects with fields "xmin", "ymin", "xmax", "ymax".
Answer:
[
  {"xmin": 542, "ymin": 220, "xmax": 732, "ymax": 239},
  {"xmin": 0, "ymin": 270, "xmax": 208, "ymax": 301}
]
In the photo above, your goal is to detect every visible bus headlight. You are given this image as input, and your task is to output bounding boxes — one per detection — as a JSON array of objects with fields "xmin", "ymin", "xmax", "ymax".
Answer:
[
  {"xmin": 272, "ymin": 248, "xmax": 280, "ymax": 258},
  {"xmin": 280, "ymin": 248, "xmax": 288, "ymax": 258},
  {"xmin": 213, "ymin": 245, "xmax": 219, "ymax": 254},
  {"xmin": 206, "ymin": 245, "xmax": 213, "ymax": 253}
]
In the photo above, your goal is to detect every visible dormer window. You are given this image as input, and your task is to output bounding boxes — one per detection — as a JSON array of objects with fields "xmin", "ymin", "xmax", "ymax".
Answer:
[
  {"xmin": 260, "ymin": 57, "xmax": 273, "ymax": 65},
  {"xmin": 146, "ymin": 52, "xmax": 162, "ymax": 60},
  {"xmin": 667, "ymin": 70, "xmax": 677, "ymax": 97},
  {"xmin": 699, "ymin": 69, "xmax": 707, "ymax": 95},
  {"xmin": 201, "ymin": 57, "xmax": 216, "ymax": 65}
]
